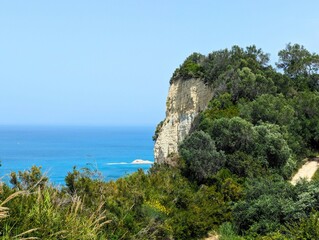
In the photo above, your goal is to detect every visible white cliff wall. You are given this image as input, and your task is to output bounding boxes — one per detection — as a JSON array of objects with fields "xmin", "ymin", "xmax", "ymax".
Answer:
[{"xmin": 154, "ymin": 78, "xmax": 214, "ymax": 164}]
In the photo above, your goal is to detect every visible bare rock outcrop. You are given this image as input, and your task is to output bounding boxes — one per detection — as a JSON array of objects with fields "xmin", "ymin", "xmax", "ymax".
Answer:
[{"xmin": 154, "ymin": 78, "xmax": 213, "ymax": 164}]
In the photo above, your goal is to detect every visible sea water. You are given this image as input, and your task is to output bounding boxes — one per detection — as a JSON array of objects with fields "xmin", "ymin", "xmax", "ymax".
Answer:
[{"xmin": 0, "ymin": 126, "xmax": 154, "ymax": 185}]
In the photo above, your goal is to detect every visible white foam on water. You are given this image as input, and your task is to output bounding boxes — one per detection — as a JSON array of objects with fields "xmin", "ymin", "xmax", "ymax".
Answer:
[{"xmin": 105, "ymin": 162, "xmax": 129, "ymax": 165}]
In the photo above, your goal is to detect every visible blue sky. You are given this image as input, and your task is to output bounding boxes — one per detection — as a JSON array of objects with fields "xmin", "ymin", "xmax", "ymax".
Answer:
[{"xmin": 0, "ymin": 1, "xmax": 318, "ymax": 127}]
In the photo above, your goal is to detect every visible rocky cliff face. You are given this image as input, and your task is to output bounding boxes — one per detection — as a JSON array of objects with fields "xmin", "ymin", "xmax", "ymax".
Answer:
[{"xmin": 154, "ymin": 78, "xmax": 214, "ymax": 164}]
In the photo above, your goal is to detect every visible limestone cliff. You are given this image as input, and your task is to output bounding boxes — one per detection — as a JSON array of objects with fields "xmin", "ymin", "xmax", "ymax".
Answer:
[{"xmin": 154, "ymin": 78, "xmax": 214, "ymax": 164}]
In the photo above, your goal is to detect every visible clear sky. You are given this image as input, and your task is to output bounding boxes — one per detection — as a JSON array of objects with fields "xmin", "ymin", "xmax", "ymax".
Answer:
[{"xmin": 0, "ymin": 1, "xmax": 318, "ymax": 127}]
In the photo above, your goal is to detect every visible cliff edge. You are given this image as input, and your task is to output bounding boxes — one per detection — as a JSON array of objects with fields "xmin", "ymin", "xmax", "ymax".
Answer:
[{"xmin": 154, "ymin": 78, "xmax": 213, "ymax": 164}]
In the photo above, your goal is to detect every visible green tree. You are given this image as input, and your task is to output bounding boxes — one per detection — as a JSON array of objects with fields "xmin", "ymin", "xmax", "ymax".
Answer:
[
  {"xmin": 179, "ymin": 130, "xmax": 226, "ymax": 182},
  {"xmin": 198, "ymin": 93, "xmax": 239, "ymax": 132},
  {"xmin": 240, "ymin": 94, "xmax": 295, "ymax": 126},
  {"xmin": 285, "ymin": 211, "xmax": 319, "ymax": 239},
  {"xmin": 229, "ymin": 67, "xmax": 276, "ymax": 101},
  {"xmin": 232, "ymin": 176, "xmax": 294, "ymax": 235},
  {"xmin": 254, "ymin": 123, "xmax": 291, "ymax": 168},
  {"xmin": 171, "ymin": 52, "xmax": 205, "ymax": 82},
  {"xmin": 226, "ymin": 151, "xmax": 264, "ymax": 178},
  {"xmin": 291, "ymin": 92, "xmax": 319, "ymax": 149},
  {"xmin": 276, "ymin": 43, "xmax": 319, "ymax": 78},
  {"xmin": 209, "ymin": 117, "xmax": 256, "ymax": 154}
]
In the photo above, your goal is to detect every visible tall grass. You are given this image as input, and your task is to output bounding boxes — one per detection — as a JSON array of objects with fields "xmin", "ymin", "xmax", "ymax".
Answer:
[{"xmin": 0, "ymin": 169, "xmax": 110, "ymax": 239}]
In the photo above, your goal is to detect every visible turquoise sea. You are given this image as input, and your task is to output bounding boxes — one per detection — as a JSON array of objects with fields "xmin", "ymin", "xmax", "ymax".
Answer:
[{"xmin": 0, "ymin": 126, "xmax": 154, "ymax": 185}]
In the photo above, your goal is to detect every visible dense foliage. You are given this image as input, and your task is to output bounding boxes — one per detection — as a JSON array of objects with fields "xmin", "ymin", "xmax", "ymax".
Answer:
[
  {"xmin": 0, "ymin": 164, "xmax": 240, "ymax": 239},
  {"xmin": 1, "ymin": 43, "xmax": 319, "ymax": 239},
  {"xmin": 177, "ymin": 43, "xmax": 319, "ymax": 239}
]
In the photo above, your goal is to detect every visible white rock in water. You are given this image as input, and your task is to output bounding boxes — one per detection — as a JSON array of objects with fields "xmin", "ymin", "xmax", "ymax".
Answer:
[{"xmin": 131, "ymin": 159, "xmax": 153, "ymax": 164}]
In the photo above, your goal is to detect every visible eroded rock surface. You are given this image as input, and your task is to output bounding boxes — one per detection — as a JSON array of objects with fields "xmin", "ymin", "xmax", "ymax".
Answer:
[{"xmin": 154, "ymin": 78, "xmax": 213, "ymax": 164}]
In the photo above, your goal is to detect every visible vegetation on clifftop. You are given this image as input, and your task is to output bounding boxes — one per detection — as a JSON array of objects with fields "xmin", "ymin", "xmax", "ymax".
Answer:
[
  {"xmin": 1, "ymin": 43, "xmax": 319, "ymax": 239},
  {"xmin": 177, "ymin": 43, "xmax": 319, "ymax": 239}
]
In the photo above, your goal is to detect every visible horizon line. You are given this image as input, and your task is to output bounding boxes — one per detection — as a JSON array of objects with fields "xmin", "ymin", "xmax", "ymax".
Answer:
[{"xmin": 0, "ymin": 123, "xmax": 156, "ymax": 128}]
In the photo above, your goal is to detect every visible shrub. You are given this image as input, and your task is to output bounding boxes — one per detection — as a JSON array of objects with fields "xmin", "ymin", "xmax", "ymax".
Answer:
[
  {"xmin": 10, "ymin": 165, "xmax": 48, "ymax": 190},
  {"xmin": 179, "ymin": 131, "xmax": 226, "ymax": 182},
  {"xmin": 209, "ymin": 117, "xmax": 256, "ymax": 154}
]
